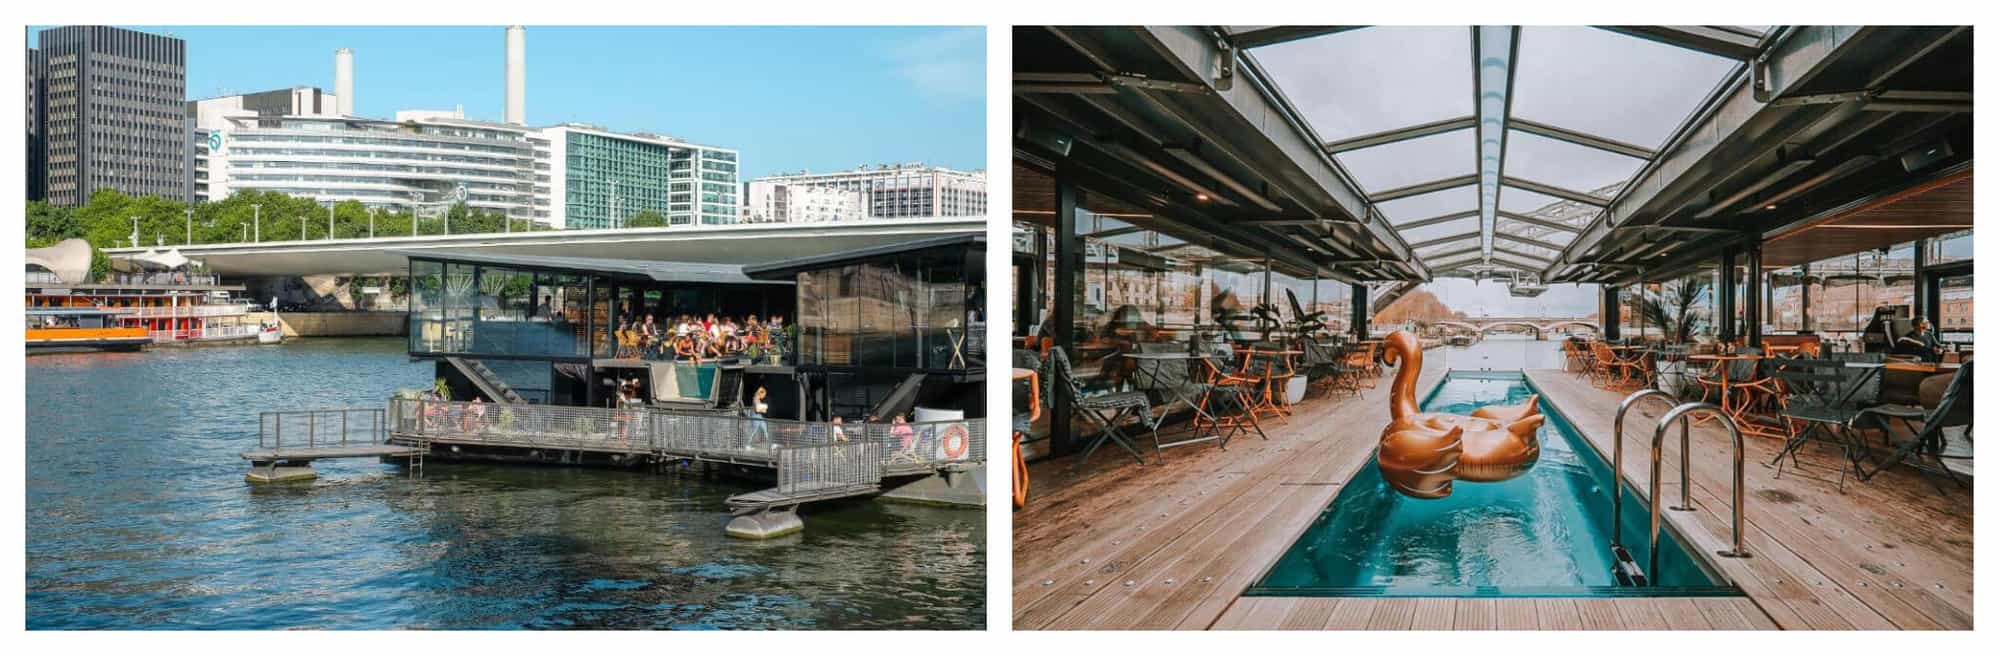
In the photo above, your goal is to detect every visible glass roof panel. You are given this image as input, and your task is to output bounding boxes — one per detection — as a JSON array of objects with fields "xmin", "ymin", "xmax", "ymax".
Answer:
[
  {"xmin": 1335, "ymin": 128, "xmax": 1475, "ymax": 195},
  {"xmin": 1416, "ymin": 235, "xmax": 1481, "ymax": 256},
  {"xmin": 1502, "ymin": 129, "xmax": 1645, "ymax": 198},
  {"xmin": 1497, "ymin": 184, "xmax": 1598, "ymax": 225},
  {"xmin": 1509, "ymin": 26, "xmax": 1738, "ymax": 150},
  {"xmin": 1379, "ymin": 186, "xmax": 1478, "ymax": 224},
  {"xmin": 1399, "ymin": 217, "xmax": 1481, "ymax": 244},
  {"xmin": 1252, "ymin": 27, "xmax": 1473, "ymax": 142},
  {"xmin": 1493, "ymin": 236, "xmax": 1560, "ymax": 261}
]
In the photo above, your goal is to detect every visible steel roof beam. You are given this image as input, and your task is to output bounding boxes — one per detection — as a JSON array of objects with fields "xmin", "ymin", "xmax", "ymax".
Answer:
[
  {"xmin": 1599, "ymin": 26, "xmax": 1766, "ymax": 61},
  {"xmin": 1371, "ymin": 174, "xmax": 1479, "ymax": 202},
  {"xmin": 1322, "ymin": 115, "xmax": 1477, "ymax": 154},
  {"xmin": 1508, "ymin": 118, "xmax": 1656, "ymax": 159},
  {"xmin": 1225, "ymin": 26, "xmax": 1365, "ymax": 50},
  {"xmin": 1503, "ymin": 176, "xmax": 1610, "ymax": 207},
  {"xmin": 1494, "ymin": 211, "xmax": 1582, "ymax": 233},
  {"xmin": 1493, "ymin": 246, "xmax": 1554, "ymax": 264},
  {"xmin": 1473, "ymin": 26, "xmax": 1522, "ymax": 266},
  {"xmin": 1494, "ymin": 233, "xmax": 1567, "ymax": 252},
  {"xmin": 1410, "ymin": 231, "xmax": 1483, "ymax": 249},
  {"xmin": 1394, "ymin": 209, "xmax": 1481, "ymax": 230}
]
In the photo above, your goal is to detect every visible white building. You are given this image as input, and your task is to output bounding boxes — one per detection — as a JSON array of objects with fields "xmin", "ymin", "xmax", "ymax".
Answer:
[
  {"xmin": 750, "ymin": 163, "xmax": 986, "ymax": 219},
  {"xmin": 199, "ymin": 109, "xmax": 538, "ymax": 219},
  {"xmin": 745, "ymin": 180, "xmax": 864, "ymax": 223}
]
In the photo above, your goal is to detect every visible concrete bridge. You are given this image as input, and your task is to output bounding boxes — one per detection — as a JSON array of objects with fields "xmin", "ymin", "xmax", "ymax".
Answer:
[
  {"xmin": 104, "ymin": 217, "xmax": 984, "ymax": 277},
  {"xmin": 1431, "ymin": 318, "xmax": 1601, "ymax": 340}
]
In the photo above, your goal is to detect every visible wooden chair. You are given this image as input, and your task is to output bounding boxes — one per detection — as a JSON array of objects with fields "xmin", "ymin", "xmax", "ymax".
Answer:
[
  {"xmin": 1343, "ymin": 340, "xmax": 1380, "ymax": 387},
  {"xmin": 1588, "ymin": 342, "xmax": 1645, "ymax": 390}
]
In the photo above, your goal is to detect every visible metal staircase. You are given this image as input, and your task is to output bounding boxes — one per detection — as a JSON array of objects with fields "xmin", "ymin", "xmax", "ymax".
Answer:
[{"xmin": 445, "ymin": 356, "xmax": 524, "ymax": 404}]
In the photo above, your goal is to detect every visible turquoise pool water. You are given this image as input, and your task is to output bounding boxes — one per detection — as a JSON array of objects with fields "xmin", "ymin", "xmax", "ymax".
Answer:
[{"xmin": 1248, "ymin": 371, "xmax": 1736, "ymax": 597}]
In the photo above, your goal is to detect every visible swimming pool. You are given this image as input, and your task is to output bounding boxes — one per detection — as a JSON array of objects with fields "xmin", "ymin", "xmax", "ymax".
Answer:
[{"xmin": 1247, "ymin": 371, "xmax": 1738, "ymax": 598}]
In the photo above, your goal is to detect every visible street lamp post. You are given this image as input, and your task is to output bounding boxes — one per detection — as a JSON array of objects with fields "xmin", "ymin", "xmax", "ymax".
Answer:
[
  {"xmin": 328, "ymin": 204, "xmax": 336, "ymax": 240},
  {"xmin": 252, "ymin": 204, "xmax": 261, "ymax": 243},
  {"xmin": 185, "ymin": 208, "xmax": 193, "ymax": 245},
  {"xmin": 130, "ymin": 217, "xmax": 140, "ymax": 248},
  {"xmin": 299, "ymin": 214, "xmax": 306, "ymax": 240},
  {"xmin": 241, "ymin": 224, "xmax": 248, "ymax": 242},
  {"xmin": 369, "ymin": 208, "xmax": 376, "ymax": 239}
]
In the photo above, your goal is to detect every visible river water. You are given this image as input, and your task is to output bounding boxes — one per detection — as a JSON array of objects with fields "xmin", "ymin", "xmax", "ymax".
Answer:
[{"xmin": 26, "ymin": 338, "xmax": 985, "ymax": 630}]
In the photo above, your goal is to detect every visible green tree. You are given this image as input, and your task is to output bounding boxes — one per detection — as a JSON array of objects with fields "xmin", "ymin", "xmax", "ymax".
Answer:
[{"xmin": 626, "ymin": 210, "xmax": 667, "ymax": 228}]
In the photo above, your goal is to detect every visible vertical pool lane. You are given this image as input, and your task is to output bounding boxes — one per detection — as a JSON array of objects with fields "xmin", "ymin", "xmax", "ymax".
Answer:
[{"xmin": 1247, "ymin": 371, "xmax": 1740, "ymax": 598}]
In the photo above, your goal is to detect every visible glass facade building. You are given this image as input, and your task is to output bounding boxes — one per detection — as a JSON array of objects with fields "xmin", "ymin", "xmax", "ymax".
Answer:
[{"xmin": 536, "ymin": 124, "xmax": 741, "ymax": 229}]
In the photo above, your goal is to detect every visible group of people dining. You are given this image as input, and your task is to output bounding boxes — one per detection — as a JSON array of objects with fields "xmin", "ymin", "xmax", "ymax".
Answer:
[{"xmin": 614, "ymin": 312, "xmax": 786, "ymax": 362}]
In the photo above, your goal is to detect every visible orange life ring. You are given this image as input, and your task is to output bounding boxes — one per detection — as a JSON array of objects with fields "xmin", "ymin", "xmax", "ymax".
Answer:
[{"xmin": 941, "ymin": 424, "xmax": 970, "ymax": 459}]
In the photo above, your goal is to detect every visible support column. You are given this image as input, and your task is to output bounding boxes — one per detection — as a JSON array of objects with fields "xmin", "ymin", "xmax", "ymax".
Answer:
[
  {"xmin": 1800, "ymin": 263, "xmax": 1812, "ymax": 332},
  {"xmin": 1912, "ymin": 237, "xmax": 1932, "ymax": 321},
  {"xmin": 1602, "ymin": 285, "xmax": 1621, "ymax": 342},
  {"xmin": 1350, "ymin": 283, "xmax": 1369, "ymax": 340},
  {"xmin": 1718, "ymin": 250, "xmax": 1738, "ymax": 344},
  {"xmin": 1049, "ymin": 172, "xmax": 1081, "ymax": 456},
  {"xmin": 1744, "ymin": 242, "xmax": 1763, "ymax": 349}
]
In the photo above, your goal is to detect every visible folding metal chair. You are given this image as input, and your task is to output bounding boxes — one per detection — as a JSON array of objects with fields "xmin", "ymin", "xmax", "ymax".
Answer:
[
  {"xmin": 1856, "ymin": 359, "xmax": 1972, "ymax": 492},
  {"xmin": 1769, "ymin": 356, "xmax": 1876, "ymax": 491},
  {"xmin": 1049, "ymin": 348, "xmax": 1157, "ymax": 466}
]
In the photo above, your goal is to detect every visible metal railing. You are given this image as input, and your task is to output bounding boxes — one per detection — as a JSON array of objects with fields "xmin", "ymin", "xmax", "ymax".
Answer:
[
  {"xmin": 1611, "ymin": 389, "xmax": 1690, "ymax": 552},
  {"xmin": 386, "ymin": 398, "xmax": 988, "ymax": 469},
  {"xmin": 151, "ymin": 323, "xmax": 262, "ymax": 342},
  {"xmin": 122, "ymin": 304, "xmax": 250, "ymax": 319},
  {"xmin": 778, "ymin": 442, "xmax": 884, "ymax": 493},
  {"xmin": 258, "ymin": 408, "xmax": 388, "ymax": 452},
  {"xmin": 1631, "ymin": 401, "xmax": 1750, "ymax": 584}
]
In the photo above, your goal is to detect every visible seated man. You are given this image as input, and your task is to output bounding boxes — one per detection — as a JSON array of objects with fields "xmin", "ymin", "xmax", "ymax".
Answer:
[{"xmin": 1893, "ymin": 317, "xmax": 1947, "ymax": 363}]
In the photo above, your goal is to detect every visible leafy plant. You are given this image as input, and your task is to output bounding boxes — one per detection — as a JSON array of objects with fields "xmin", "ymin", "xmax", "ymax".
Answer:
[{"xmin": 1641, "ymin": 279, "xmax": 1709, "ymax": 344}]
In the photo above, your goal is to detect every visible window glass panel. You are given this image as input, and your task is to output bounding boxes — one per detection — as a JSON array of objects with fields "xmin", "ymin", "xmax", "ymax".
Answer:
[
  {"xmin": 1495, "ymin": 218, "xmax": 1575, "ymax": 246},
  {"xmin": 1931, "ymin": 229, "xmax": 1972, "ymax": 264},
  {"xmin": 1334, "ymin": 128, "xmax": 1474, "ymax": 194},
  {"xmin": 1497, "ymin": 184, "xmax": 1598, "ymax": 227},
  {"xmin": 1492, "ymin": 237, "xmax": 1558, "ymax": 261},
  {"xmin": 1252, "ymin": 27, "xmax": 1472, "ymax": 142},
  {"xmin": 1379, "ymin": 185, "xmax": 1477, "ymax": 224},
  {"xmin": 1414, "ymin": 237, "xmax": 1482, "ymax": 260},
  {"xmin": 1399, "ymin": 216, "xmax": 1480, "ymax": 244},
  {"xmin": 1502, "ymin": 129, "xmax": 1645, "ymax": 198},
  {"xmin": 1510, "ymin": 26, "xmax": 1737, "ymax": 150}
]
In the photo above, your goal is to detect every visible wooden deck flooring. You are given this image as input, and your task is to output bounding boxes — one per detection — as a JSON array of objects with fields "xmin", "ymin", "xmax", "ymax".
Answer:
[{"xmin": 1012, "ymin": 363, "xmax": 1973, "ymax": 630}]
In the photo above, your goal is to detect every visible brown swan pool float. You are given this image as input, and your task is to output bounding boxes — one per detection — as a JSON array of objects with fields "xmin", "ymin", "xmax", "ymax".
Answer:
[{"xmin": 1375, "ymin": 330, "xmax": 1545, "ymax": 499}]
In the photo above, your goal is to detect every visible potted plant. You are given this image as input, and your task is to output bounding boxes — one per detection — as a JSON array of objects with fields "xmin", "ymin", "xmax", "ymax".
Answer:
[{"xmin": 1640, "ymin": 279, "xmax": 1709, "ymax": 398}]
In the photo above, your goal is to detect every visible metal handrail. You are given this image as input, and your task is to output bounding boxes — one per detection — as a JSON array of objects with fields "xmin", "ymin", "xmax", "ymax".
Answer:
[
  {"xmin": 1610, "ymin": 389, "xmax": 1689, "ymax": 551},
  {"xmin": 1647, "ymin": 402, "xmax": 1750, "ymax": 583}
]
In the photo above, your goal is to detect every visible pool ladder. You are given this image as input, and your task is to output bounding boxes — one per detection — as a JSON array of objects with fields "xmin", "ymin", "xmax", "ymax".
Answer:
[{"xmin": 1609, "ymin": 390, "xmax": 1750, "ymax": 587}]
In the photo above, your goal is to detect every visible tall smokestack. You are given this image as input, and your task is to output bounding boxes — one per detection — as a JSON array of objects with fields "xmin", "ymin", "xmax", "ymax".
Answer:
[
  {"xmin": 334, "ymin": 48, "xmax": 354, "ymax": 116},
  {"xmin": 504, "ymin": 26, "xmax": 526, "ymax": 125}
]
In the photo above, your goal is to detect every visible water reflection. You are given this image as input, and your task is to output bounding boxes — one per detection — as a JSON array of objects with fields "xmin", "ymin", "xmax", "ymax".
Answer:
[{"xmin": 28, "ymin": 338, "xmax": 984, "ymax": 629}]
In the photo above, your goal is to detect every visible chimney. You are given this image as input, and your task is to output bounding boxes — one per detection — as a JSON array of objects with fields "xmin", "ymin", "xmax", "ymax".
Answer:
[
  {"xmin": 334, "ymin": 48, "xmax": 354, "ymax": 116},
  {"xmin": 504, "ymin": 26, "xmax": 526, "ymax": 125}
]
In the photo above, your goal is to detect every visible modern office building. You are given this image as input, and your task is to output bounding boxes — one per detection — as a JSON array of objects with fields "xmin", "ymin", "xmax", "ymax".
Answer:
[
  {"xmin": 188, "ymin": 86, "xmax": 339, "ymax": 128},
  {"xmin": 532, "ymin": 123, "xmax": 740, "ymax": 229},
  {"xmin": 27, "ymin": 47, "xmax": 46, "ymax": 201},
  {"xmin": 745, "ymin": 179, "xmax": 864, "ymax": 223},
  {"xmin": 201, "ymin": 110, "xmax": 537, "ymax": 219},
  {"xmin": 34, "ymin": 26, "xmax": 189, "ymax": 206},
  {"xmin": 750, "ymin": 164, "xmax": 986, "ymax": 219}
]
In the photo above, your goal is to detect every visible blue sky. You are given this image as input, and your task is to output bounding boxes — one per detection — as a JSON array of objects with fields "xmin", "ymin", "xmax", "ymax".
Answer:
[{"xmin": 29, "ymin": 25, "xmax": 986, "ymax": 179}]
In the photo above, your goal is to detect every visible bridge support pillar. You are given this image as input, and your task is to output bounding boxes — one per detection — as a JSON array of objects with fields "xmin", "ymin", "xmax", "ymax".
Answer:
[
  {"xmin": 725, "ymin": 507, "xmax": 804, "ymax": 539},
  {"xmin": 244, "ymin": 460, "xmax": 317, "ymax": 484}
]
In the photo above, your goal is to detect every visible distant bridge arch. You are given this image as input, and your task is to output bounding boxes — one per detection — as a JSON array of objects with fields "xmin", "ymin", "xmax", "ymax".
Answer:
[{"xmin": 1430, "ymin": 318, "xmax": 1602, "ymax": 341}]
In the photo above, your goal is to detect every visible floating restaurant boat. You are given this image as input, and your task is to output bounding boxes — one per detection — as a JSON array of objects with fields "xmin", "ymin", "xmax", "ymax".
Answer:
[
  {"xmin": 26, "ymin": 238, "xmax": 266, "ymax": 350},
  {"xmin": 241, "ymin": 233, "xmax": 989, "ymax": 539}
]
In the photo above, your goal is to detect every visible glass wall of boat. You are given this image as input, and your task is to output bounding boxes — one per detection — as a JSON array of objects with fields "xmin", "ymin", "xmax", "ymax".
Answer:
[
  {"xmin": 1567, "ymin": 228, "xmax": 1972, "ymax": 489},
  {"xmin": 1011, "ymin": 215, "xmax": 1389, "ymax": 470}
]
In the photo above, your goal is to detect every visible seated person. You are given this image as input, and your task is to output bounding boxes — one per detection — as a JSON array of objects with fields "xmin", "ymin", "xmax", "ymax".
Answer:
[{"xmin": 1893, "ymin": 317, "xmax": 1947, "ymax": 363}]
